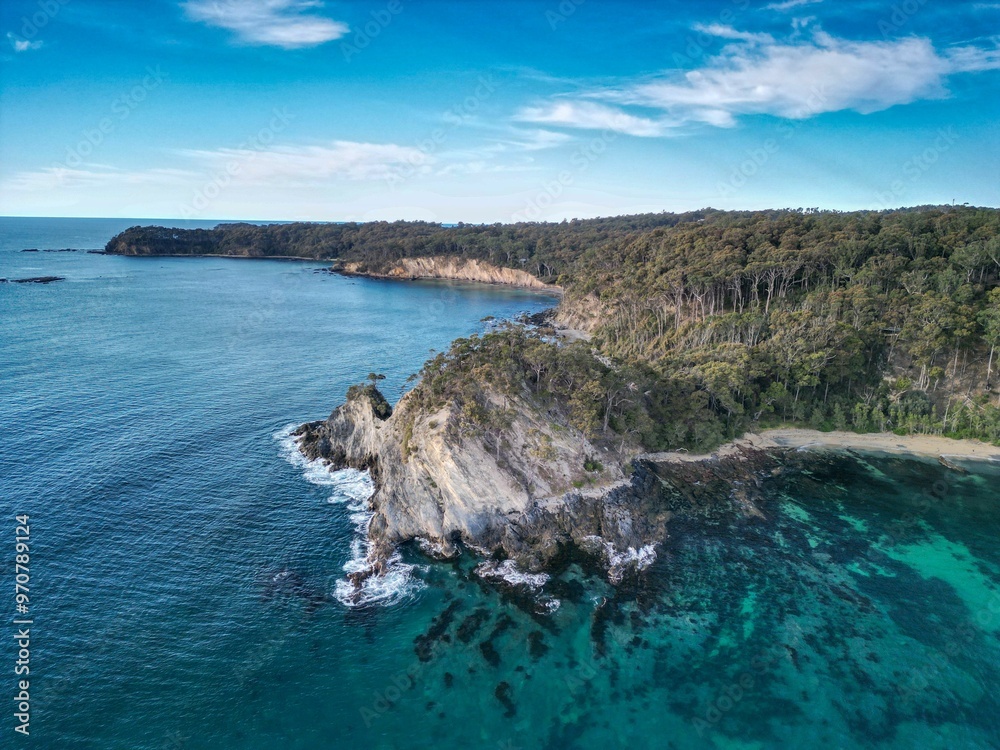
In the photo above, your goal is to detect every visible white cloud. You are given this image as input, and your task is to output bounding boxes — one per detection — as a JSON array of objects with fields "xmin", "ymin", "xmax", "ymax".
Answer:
[
  {"xmin": 504, "ymin": 129, "xmax": 574, "ymax": 151},
  {"xmin": 691, "ymin": 24, "xmax": 773, "ymax": 45},
  {"xmin": 519, "ymin": 31, "xmax": 1000, "ymax": 136},
  {"xmin": 765, "ymin": 0, "xmax": 823, "ymax": 11},
  {"xmin": 5, "ymin": 165, "xmax": 196, "ymax": 191},
  {"xmin": 626, "ymin": 35, "xmax": 950, "ymax": 122},
  {"xmin": 946, "ymin": 44, "xmax": 1000, "ymax": 72},
  {"xmin": 7, "ymin": 33, "xmax": 43, "ymax": 52},
  {"xmin": 515, "ymin": 101, "xmax": 668, "ymax": 137},
  {"xmin": 4, "ymin": 141, "xmax": 432, "ymax": 193},
  {"xmin": 182, "ymin": 0, "xmax": 348, "ymax": 49},
  {"xmin": 181, "ymin": 141, "xmax": 432, "ymax": 183}
]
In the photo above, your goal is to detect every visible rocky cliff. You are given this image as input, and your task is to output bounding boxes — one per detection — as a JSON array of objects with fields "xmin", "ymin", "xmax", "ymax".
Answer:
[
  {"xmin": 552, "ymin": 292, "xmax": 606, "ymax": 334},
  {"xmin": 295, "ymin": 385, "xmax": 779, "ymax": 591},
  {"xmin": 335, "ymin": 256, "xmax": 559, "ymax": 291}
]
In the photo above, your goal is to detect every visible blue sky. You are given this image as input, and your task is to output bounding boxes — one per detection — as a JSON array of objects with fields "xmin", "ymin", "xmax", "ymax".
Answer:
[{"xmin": 1, "ymin": 0, "xmax": 998, "ymax": 221}]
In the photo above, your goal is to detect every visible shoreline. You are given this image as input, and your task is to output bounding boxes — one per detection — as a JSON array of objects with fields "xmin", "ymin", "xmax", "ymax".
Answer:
[
  {"xmin": 759, "ymin": 428, "xmax": 1000, "ymax": 461},
  {"xmin": 101, "ymin": 252, "xmax": 335, "ymax": 262},
  {"xmin": 643, "ymin": 428, "xmax": 1000, "ymax": 465},
  {"xmin": 333, "ymin": 266, "xmax": 563, "ymax": 295},
  {"xmin": 334, "ymin": 268, "xmax": 563, "ymax": 294},
  {"xmin": 102, "ymin": 252, "xmax": 562, "ymax": 293}
]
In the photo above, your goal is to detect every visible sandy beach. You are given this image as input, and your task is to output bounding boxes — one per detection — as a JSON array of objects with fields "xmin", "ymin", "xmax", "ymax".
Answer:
[
  {"xmin": 759, "ymin": 428, "xmax": 1000, "ymax": 461},
  {"xmin": 643, "ymin": 428, "xmax": 1000, "ymax": 465}
]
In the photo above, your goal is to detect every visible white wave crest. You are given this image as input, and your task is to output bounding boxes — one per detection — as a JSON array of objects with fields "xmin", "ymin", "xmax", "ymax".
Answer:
[
  {"xmin": 275, "ymin": 423, "xmax": 424, "ymax": 607},
  {"xmin": 581, "ymin": 535, "xmax": 657, "ymax": 584},
  {"xmin": 475, "ymin": 559, "xmax": 549, "ymax": 590}
]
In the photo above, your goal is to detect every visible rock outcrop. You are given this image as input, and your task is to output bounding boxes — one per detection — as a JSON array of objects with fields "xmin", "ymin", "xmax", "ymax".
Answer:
[
  {"xmin": 1, "ymin": 276, "xmax": 65, "ymax": 284},
  {"xmin": 552, "ymin": 292, "xmax": 606, "ymax": 334},
  {"xmin": 334, "ymin": 256, "xmax": 559, "ymax": 291},
  {"xmin": 296, "ymin": 385, "xmax": 779, "ymax": 588}
]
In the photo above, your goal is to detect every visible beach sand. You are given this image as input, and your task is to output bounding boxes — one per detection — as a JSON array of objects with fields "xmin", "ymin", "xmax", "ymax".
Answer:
[{"xmin": 642, "ymin": 428, "xmax": 1000, "ymax": 465}]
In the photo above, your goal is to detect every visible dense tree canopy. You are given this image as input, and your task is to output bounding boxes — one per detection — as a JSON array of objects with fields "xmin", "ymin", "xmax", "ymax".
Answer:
[{"xmin": 108, "ymin": 206, "xmax": 1000, "ymax": 449}]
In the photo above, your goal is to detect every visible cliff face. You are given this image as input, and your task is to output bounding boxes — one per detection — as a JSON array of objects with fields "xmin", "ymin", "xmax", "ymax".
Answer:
[
  {"xmin": 553, "ymin": 292, "xmax": 606, "ymax": 334},
  {"xmin": 296, "ymin": 386, "xmax": 779, "ymax": 587},
  {"xmin": 336, "ymin": 256, "xmax": 559, "ymax": 291}
]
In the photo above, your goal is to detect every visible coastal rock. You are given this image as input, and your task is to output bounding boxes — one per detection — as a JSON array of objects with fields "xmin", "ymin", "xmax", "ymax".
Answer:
[
  {"xmin": 296, "ymin": 385, "xmax": 778, "ymax": 586},
  {"xmin": 552, "ymin": 292, "xmax": 606, "ymax": 334},
  {"xmin": 334, "ymin": 256, "xmax": 559, "ymax": 291},
  {"xmin": 1, "ymin": 276, "xmax": 65, "ymax": 284}
]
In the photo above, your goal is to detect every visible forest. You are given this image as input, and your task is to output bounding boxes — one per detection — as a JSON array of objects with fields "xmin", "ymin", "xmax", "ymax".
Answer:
[{"xmin": 107, "ymin": 207, "xmax": 1000, "ymax": 449}]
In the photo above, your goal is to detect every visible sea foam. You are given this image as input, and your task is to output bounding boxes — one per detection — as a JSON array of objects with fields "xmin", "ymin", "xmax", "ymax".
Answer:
[{"xmin": 275, "ymin": 424, "xmax": 425, "ymax": 607}]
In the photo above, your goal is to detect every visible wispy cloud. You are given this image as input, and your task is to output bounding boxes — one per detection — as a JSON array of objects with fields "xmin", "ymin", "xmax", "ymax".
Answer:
[
  {"xmin": 182, "ymin": 0, "xmax": 348, "ymax": 49},
  {"xmin": 765, "ymin": 0, "xmax": 823, "ymax": 11},
  {"xmin": 515, "ymin": 101, "xmax": 668, "ymax": 137},
  {"xmin": 4, "ymin": 165, "xmax": 197, "ymax": 191},
  {"xmin": 946, "ymin": 43, "xmax": 1000, "ymax": 72},
  {"xmin": 7, "ymin": 32, "xmax": 43, "ymax": 52},
  {"xmin": 5, "ymin": 141, "xmax": 433, "ymax": 192},
  {"xmin": 517, "ymin": 31, "xmax": 1000, "ymax": 136},
  {"xmin": 181, "ymin": 141, "xmax": 431, "ymax": 183},
  {"xmin": 625, "ymin": 34, "xmax": 950, "ymax": 122},
  {"xmin": 691, "ymin": 24, "xmax": 773, "ymax": 45},
  {"xmin": 502, "ymin": 129, "xmax": 574, "ymax": 151}
]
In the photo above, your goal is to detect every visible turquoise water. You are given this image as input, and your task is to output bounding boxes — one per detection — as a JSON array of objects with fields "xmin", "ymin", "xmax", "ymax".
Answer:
[{"xmin": 3, "ymin": 218, "xmax": 1000, "ymax": 749}]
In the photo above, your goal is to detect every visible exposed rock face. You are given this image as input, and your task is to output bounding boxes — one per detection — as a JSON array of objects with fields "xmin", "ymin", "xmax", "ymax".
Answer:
[
  {"xmin": 296, "ymin": 386, "xmax": 780, "ymax": 586},
  {"xmin": 552, "ymin": 292, "xmax": 606, "ymax": 334},
  {"xmin": 335, "ymin": 256, "xmax": 559, "ymax": 291}
]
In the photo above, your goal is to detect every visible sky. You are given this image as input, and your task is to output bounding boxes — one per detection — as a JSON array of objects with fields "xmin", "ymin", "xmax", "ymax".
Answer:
[{"xmin": 0, "ymin": 0, "xmax": 998, "ymax": 222}]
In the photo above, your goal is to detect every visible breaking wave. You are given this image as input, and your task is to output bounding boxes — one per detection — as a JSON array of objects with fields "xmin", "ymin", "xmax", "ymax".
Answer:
[{"xmin": 275, "ymin": 424, "xmax": 425, "ymax": 607}]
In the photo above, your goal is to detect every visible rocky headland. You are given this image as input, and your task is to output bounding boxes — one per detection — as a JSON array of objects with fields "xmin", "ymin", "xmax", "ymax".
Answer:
[
  {"xmin": 293, "ymin": 378, "xmax": 1000, "ymax": 597},
  {"xmin": 294, "ymin": 383, "xmax": 782, "ymax": 593}
]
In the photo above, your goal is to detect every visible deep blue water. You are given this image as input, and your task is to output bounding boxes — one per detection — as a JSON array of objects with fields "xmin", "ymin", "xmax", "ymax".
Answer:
[{"xmin": 3, "ymin": 218, "xmax": 1000, "ymax": 750}]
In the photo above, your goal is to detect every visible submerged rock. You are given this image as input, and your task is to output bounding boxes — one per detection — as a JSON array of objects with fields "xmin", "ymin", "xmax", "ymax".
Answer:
[
  {"xmin": 2, "ymin": 276, "xmax": 65, "ymax": 284},
  {"xmin": 494, "ymin": 681, "xmax": 516, "ymax": 717}
]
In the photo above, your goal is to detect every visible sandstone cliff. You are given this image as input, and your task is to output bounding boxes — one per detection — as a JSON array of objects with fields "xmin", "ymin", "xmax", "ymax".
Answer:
[{"xmin": 335, "ymin": 256, "xmax": 560, "ymax": 291}]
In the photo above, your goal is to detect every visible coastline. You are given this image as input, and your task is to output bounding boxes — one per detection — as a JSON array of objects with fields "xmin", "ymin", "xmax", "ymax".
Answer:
[
  {"xmin": 334, "ymin": 257, "xmax": 563, "ymax": 294},
  {"xmin": 101, "ymin": 252, "xmax": 335, "ymax": 261},
  {"xmin": 760, "ymin": 428, "xmax": 1000, "ymax": 461},
  {"xmin": 334, "ymin": 266, "xmax": 563, "ymax": 294},
  {"xmin": 644, "ymin": 428, "xmax": 1000, "ymax": 465},
  {"xmin": 330, "ymin": 268, "xmax": 565, "ymax": 297},
  {"xmin": 102, "ymin": 251, "xmax": 561, "ymax": 292}
]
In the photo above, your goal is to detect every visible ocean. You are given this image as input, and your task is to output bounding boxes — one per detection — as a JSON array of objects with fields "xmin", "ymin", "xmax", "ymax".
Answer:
[{"xmin": 2, "ymin": 217, "xmax": 1000, "ymax": 749}]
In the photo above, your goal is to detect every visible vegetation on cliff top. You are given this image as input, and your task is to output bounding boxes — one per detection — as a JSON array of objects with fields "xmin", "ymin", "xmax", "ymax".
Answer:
[
  {"xmin": 346, "ymin": 381, "xmax": 393, "ymax": 421},
  {"xmin": 111, "ymin": 207, "xmax": 1000, "ymax": 449}
]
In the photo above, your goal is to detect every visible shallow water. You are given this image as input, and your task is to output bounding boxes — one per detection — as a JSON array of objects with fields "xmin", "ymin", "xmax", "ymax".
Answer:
[{"xmin": 3, "ymin": 218, "xmax": 1000, "ymax": 749}]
